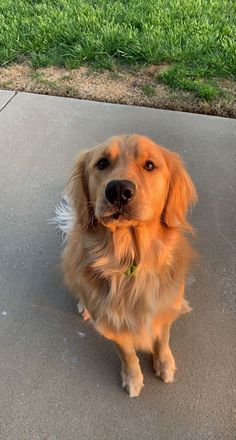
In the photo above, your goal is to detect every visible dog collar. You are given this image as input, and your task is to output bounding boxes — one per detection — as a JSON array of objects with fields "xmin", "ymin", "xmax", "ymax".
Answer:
[{"xmin": 125, "ymin": 262, "xmax": 137, "ymax": 276}]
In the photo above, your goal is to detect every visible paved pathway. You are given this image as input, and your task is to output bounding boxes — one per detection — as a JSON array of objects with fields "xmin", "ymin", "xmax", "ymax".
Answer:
[{"xmin": 0, "ymin": 91, "xmax": 235, "ymax": 440}]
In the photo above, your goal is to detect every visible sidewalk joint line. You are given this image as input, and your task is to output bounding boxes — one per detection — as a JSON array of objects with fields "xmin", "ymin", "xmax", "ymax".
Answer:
[{"xmin": 0, "ymin": 91, "xmax": 18, "ymax": 113}]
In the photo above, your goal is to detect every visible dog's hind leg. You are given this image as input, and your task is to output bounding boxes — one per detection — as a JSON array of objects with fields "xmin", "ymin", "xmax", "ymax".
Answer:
[{"xmin": 77, "ymin": 302, "xmax": 91, "ymax": 321}]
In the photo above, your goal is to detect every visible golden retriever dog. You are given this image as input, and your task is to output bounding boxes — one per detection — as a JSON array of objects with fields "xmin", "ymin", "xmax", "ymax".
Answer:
[{"xmin": 55, "ymin": 134, "xmax": 197, "ymax": 397}]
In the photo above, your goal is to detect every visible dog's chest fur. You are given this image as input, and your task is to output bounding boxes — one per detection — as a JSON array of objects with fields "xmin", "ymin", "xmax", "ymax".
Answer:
[{"xmin": 80, "ymin": 226, "xmax": 181, "ymax": 331}]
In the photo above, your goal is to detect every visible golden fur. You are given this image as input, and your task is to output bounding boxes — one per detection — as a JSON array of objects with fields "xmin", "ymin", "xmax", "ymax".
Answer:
[{"xmin": 61, "ymin": 134, "xmax": 197, "ymax": 397}]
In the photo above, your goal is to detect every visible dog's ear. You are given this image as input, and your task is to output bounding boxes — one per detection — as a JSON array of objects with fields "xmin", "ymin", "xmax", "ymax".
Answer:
[
  {"xmin": 162, "ymin": 149, "xmax": 198, "ymax": 233},
  {"xmin": 69, "ymin": 150, "xmax": 95, "ymax": 230}
]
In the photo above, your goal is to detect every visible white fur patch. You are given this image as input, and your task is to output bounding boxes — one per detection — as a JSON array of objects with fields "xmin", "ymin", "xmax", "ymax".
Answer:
[
  {"xmin": 77, "ymin": 301, "xmax": 85, "ymax": 315},
  {"xmin": 50, "ymin": 195, "xmax": 75, "ymax": 244}
]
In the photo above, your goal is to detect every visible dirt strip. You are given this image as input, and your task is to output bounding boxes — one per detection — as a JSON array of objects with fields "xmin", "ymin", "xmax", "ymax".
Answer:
[{"xmin": 1, "ymin": 64, "xmax": 235, "ymax": 118}]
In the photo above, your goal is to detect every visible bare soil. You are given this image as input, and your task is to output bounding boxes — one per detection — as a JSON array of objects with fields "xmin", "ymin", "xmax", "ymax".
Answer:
[{"xmin": 0, "ymin": 64, "xmax": 235, "ymax": 118}]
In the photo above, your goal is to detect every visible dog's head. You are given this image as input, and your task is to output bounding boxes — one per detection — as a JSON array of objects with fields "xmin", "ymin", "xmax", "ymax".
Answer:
[{"xmin": 69, "ymin": 135, "xmax": 197, "ymax": 232}]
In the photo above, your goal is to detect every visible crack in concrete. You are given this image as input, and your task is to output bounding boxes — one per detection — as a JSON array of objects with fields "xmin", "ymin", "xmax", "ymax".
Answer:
[{"xmin": 0, "ymin": 91, "xmax": 18, "ymax": 113}]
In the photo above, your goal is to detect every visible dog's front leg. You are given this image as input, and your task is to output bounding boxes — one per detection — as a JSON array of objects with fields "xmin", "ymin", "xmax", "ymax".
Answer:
[
  {"xmin": 116, "ymin": 341, "xmax": 144, "ymax": 397},
  {"xmin": 153, "ymin": 322, "xmax": 176, "ymax": 383}
]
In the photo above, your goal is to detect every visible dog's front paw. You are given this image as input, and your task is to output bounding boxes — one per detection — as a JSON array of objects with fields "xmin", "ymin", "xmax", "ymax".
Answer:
[
  {"xmin": 153, "ymin": 350, "xmax": 176, "ymax": 383},
  {"xmin": 121, "ymin": 369, "xmax": 144, "ymax": 397}
]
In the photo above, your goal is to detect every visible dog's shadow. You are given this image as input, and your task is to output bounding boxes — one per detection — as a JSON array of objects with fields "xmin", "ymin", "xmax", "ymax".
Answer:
[{"xmin": 25, "ymin": 224, "xmax": 124, "ymax": 387}]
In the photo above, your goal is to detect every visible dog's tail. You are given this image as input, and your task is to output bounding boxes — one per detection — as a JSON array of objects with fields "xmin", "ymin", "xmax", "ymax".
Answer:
[{"xmin": 49, "ymin": 195, "xmax": 75, "ymax": 244}]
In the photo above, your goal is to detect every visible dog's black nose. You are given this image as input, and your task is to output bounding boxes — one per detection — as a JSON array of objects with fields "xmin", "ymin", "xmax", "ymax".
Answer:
[{"xmin": 105, "ymin": 180, "xmax": 136, "ymax": 207}]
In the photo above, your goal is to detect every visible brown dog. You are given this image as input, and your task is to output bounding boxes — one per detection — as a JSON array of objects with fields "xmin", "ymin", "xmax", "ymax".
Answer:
[{"xmin": 56, "ymin": 134, "xmax": 197, "ymax": 397}]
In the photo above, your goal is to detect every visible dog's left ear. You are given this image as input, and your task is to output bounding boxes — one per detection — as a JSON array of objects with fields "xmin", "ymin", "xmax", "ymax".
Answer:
[{"xmin": 162, "ymin": 149, "xmax": 198, "ymax": 233}]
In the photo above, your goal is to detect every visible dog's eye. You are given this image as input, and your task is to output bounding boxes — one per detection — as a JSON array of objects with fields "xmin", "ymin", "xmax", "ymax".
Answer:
[
  {"xmin": 144, "ymin": 160, "xmax": 155, "ymax": 171},
  {"xmin": 96, "ymin": 158, "xmax": 110, "ymax": 170}
]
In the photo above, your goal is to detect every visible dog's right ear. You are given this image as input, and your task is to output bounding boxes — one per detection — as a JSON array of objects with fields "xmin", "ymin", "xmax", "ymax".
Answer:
[{"xmin": 68, "ymin": 150, "xmax": 95, "ymax": 231}]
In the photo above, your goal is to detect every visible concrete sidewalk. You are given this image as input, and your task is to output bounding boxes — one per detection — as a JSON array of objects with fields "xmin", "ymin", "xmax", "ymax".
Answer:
[{"xmin": 0, "ymin": 91, "xmax": 235, "ymax": 440}]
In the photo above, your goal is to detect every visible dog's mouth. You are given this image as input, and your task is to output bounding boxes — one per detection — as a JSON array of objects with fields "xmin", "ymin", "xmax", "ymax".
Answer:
[
  {"xmin": 109, "ymin": 211, "xmax": 124, "ymax": 220},
  {"xmin": 100, "ymin": 208, "xmax": 133, "ymax": 223}
]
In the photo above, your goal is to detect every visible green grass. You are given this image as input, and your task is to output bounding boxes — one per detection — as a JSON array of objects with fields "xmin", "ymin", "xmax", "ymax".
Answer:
[
  {"xmin": 141, "ymin": 84, "xmax": 156, "ymax": 97},
  {"xmin": 0, "ymin": 0, "xmax": 235, "ymax": 99},
  {"xmin": 30, "ymin": 70, "xmax": 45, "ymax": 80},
  {"xmin": 61, "ymin": 74, "xmax": 73, "ymax": 81},
  {"xmin": 158, "ymin": 65, "xmax": 223, "ymax": 100}
]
